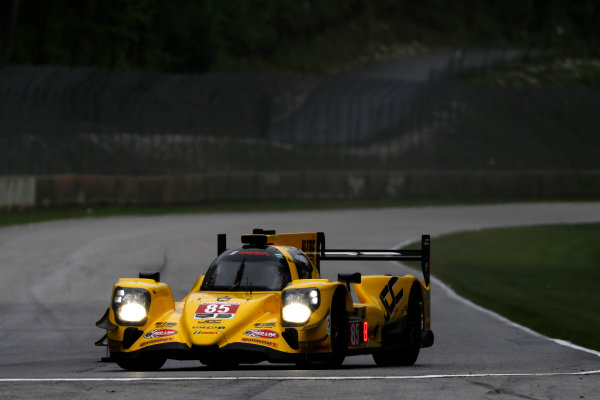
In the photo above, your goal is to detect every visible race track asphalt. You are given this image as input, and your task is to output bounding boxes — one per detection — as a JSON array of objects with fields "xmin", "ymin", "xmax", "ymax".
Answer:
[{"xmin": 0, "ymin": 202, "xmax": 599, "ymax": 399}]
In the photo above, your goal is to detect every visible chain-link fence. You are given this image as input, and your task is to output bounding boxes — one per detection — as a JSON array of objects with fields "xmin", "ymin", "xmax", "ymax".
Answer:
[{"xmin": 1, "ymin": 64, "xmax": 599, "ymax": 175}]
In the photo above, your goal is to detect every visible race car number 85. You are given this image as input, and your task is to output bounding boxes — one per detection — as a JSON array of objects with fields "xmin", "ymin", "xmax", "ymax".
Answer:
[
  {"xmin": 349, "ymin": 322, "xmax": 361, "ymax": 347},
  {"xmin": 203, "ymin": 304, "xmax": 230, "ymax": 313},
  {"xmin": 196, "ymin": 303, "xmax": 240, "ymax": 314}
]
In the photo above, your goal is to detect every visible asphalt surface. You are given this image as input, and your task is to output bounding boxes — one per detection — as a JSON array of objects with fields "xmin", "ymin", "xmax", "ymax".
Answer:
[{"xmin": 0, "ymin": 202, "xmax": 599, "ymax": 399}]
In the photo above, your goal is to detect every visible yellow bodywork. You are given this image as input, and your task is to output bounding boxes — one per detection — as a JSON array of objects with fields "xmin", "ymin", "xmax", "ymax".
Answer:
[{"xmin": 99, "ymin": 231, "xmax": 432, "ymax": 365}]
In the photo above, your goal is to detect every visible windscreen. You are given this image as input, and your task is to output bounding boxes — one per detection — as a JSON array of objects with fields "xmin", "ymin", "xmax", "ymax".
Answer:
[{"xmin": 201, "ymin": 246, "xmax": 291, "ymax": 291}]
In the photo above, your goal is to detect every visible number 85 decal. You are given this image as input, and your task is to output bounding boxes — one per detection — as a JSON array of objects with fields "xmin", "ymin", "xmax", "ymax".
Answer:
[{"xmin": 196, "ymin": 303, "xmax": 240, "ymax": 314}]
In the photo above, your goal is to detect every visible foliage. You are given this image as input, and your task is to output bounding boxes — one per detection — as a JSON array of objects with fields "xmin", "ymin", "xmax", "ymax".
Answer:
[
  {"xmin": 1, "ymin": 0, "xmax": 598, "ymax": 73},
  {"xmin": 460, "ymin": 57, "xmax": 600, "ymax": 87}
]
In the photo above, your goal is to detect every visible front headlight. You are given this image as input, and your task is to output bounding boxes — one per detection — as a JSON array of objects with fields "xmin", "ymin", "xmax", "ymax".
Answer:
[
  {"xmin": 281, "ymin": 288, "xmax": 320, "ymax": 326},
  {"xmin": 117, "ymin": 303, "xmax": 147, "ymax": 322},
  {"xmin": 112, "ymin": 287, "xmax": 150, "ymax": 326},
  {"xmin": 282, "ymin": 303, "xmax": 311, "ymax": 324}
]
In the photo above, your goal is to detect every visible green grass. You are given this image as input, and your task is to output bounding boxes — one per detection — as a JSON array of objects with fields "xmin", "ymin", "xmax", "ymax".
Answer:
[{"xmin": 428, "ymin": 224, "xmax": 600, "ymax": 350}]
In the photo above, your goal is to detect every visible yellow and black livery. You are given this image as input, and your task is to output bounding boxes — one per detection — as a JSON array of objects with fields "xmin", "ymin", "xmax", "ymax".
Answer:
[{"xmin": 96, "ymin": 229, "xmax": 434, "ymax": 370}]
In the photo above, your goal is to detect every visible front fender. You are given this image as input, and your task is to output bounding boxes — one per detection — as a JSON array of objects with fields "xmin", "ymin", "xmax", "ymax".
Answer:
[{"xmin": 105, "ymin": 278, "xmax": 176, "ymax": 351}]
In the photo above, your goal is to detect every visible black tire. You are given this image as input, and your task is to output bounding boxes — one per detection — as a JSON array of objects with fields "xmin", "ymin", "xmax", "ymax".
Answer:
[
  {"xmin": 373, "ymin": 285, "xmax": 423, "ymax": 367},
  {"xmin": 115, "ymin": 353, "xmax": 167, "ymax": 371},
  {"xmin": 325, "ymin": 292, "xmax": 348, "ymax": 367},
  {"xmin": 294, "ymin": 291, "xmax": 348, "ymax": 369}
]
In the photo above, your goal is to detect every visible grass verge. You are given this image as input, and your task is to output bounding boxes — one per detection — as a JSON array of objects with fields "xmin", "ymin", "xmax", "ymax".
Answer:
[{"xmin": 427, "ymin": 224, "xmax": 600, "ymax": 350}]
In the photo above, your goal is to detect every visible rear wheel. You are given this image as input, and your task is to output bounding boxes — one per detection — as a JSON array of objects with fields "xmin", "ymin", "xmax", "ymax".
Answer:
[
  {"xmin": 373, "ymin": 285, "xmax": 423, "ymax": 366},
  {"xmin": 115, "ymin": 353, "xmax": 167, "ymax": 371}
]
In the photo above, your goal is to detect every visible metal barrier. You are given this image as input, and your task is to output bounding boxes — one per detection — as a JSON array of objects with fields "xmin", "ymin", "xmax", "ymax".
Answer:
[{"xmin": 1, "ymin": 63, "xmax": 599, "ymax": 175}]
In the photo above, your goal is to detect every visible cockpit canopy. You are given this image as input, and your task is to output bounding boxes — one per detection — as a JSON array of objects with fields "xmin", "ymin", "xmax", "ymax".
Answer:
[{"xmin": 201, "ymin": 246, "xmax": 292, "ymax": 292}]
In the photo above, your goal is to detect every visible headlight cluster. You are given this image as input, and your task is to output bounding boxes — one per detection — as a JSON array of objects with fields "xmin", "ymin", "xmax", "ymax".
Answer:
[
  {"xmin": 281, "ymin": 288, "xmax": 320, "ymax": 325},
  {"xmin": 112, "ymin": 287, "xmax": 151, "ymax": 326}
]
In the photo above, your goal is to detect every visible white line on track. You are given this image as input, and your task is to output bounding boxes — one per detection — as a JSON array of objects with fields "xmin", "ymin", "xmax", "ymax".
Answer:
[{"xmin": 1, "ymin": 370, "xmax": 599, "ymax": 382}]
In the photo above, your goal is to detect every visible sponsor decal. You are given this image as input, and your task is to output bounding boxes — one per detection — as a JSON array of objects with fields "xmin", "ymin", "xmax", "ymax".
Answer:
[
  {"xmin": 140, "ymin": 337, "xmax": 174, "ymax": 347},
  {"xmin": 241, "ymin": 337, "xmax": 278, "ymax": 349},
  {"xmin": 143, "ymin": 329, "xmax": 178, "ymax": 339},
  {"xmin": 301, "ymin": 239, "xmax": 317, "ymax": 265},
  {"xmin": 193, "ymin": 325, "xmax": 225, "ymax": 330},
  {"xmin": 194, "ymin": 302, "xmax": 240, "ymax": 319},
  {"xmin": 155, "ymin": 321, "xmax": 177, "ymax": 328},
  {"xmin": 216, "ymin": 295, "xmax": 232, "ymax": 302},
  {"xmin": 195, "ymin": 313, "xmax": 215, "ymax": 319},
  {"xmin": 254, "ymin": 322, "xmax": 277, "ymax": 328},
  {"xmin": 239, "ymin": 251, "xmax": 269, "ymax": 256},
  {"xmin": 302, "ymin": 239, "xmax": 315, "ymax": 253},
  {"xmin": 193, "ymin": 331, "xmax": 218, "ymax": 335},
  {"xmin": 379, "ymin": 277, "xmax": 404, "ymax": 321},
  {"xmin": 203, "ymin": 320, "xmax": 222, "ymax": 324},
  {"xmin": 244, "ymin": 329, "xmax": 279, "ymax": 339},
  {"xmin": 326, "ymin": 315, "xmax": 331, "ymax": 335}
]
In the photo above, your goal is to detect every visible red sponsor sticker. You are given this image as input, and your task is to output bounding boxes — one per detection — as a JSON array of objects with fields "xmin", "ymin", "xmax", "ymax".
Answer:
[
  {"xmin": 243, "ymin": 329, "xmax": 279, "ymax": 339},
  {"xmin": 239, "ymin": 251, "xmax": 269, "ymax": 256},
  {"xmin": 143, "ymin": 329, "xmax": 178, "ymax": 339}
]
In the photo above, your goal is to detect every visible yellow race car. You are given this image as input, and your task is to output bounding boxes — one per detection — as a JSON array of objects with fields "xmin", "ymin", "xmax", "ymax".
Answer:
[{"xmin": 96, "ymin": 229, "xmax": 433, "ymax": 370}]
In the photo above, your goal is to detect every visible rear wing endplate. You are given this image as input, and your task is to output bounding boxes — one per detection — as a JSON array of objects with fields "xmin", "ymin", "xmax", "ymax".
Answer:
[{"xmin": 319, "ymin": 234, "xmax": 431, "ymax": 286}]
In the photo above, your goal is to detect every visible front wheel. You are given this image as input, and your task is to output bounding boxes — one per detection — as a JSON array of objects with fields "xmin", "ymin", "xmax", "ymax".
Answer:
[
  {"xmin": 294, "ymin": 292, "xmax": 348, "ymax": 369},
  {"xmin": 325, "ymin": 292, "xmax": 348, "ymax": 367}
]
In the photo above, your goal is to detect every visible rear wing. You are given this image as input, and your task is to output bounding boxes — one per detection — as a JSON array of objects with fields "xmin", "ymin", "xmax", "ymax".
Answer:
[
  {"xmin": 320, "ymin": 234, "xmax": 431, "ymax": 286},
  {"xmin": 220, "ymin": 229, "xmax": 323, "ymax": 271},
  {"xmin": 218, "ymin": 230, "xmax": 431, "ymax": 286}
]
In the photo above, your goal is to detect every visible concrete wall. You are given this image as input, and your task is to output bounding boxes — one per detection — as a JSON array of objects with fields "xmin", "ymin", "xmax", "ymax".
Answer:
[
  {"xmin": 1, "ymin": 172, "xmax": 599, "ymax": 209},
  {"xmin": 0, "ymin": 176, "xmax": 36, "ymax": 209}
]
